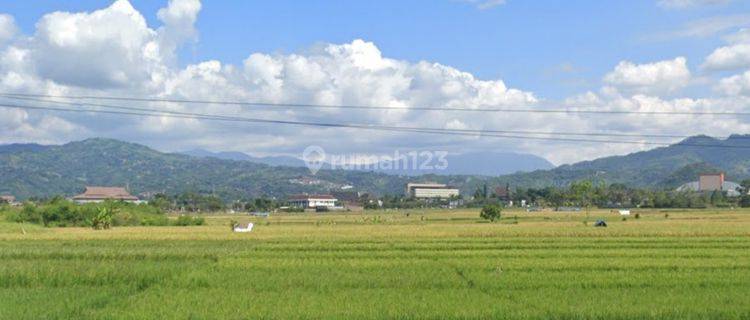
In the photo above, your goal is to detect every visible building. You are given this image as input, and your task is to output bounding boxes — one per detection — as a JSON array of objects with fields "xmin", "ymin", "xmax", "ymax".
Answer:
[
  {"xmin": 72, "ymin": 186, "xmax": 140, "ymax": 204},
  {"xmin": 0, "ymin": 195, "xmax": 16, "ymax": 205},
  {"xmin": 288, "ymin": 194, "xmax": 338, "ymax": 209},
  {"xmin": 330, "ymin": 190, "xmax": 365, "ymax": 211},
  {"xmin": 494, "ymin": 184, "xmax": 511, "ymax": 201},
  {"xmin": 699, "ymin": 173, "xmax": 724, "ymax": 192},
  {"xmin": 676, "ymin": 173, "xmax": 742, "ymax": 197},
  {"xmin": 330, "ymin": 191, "xmax": 361, "ymax": 204},
  {"xmin": 405, "ymin": 183, "xmax": 460, "ymax": 199}
]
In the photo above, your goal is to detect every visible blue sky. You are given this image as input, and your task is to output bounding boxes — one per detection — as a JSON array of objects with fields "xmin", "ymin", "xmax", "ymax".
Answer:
[
  {"xmin": 2, "ymin": 0, "xmax": 750, "ymax": 164},
  {"xmin": 5, "ymin": 0, "xmax": 747, "ymax": 99}
]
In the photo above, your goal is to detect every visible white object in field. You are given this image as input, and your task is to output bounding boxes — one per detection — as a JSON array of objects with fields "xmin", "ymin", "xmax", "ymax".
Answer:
[
  {"xmin": 619, "ymin": 210, "xmax": 631, "ymax": 216},
  {"xmin": 233, "ymin": 222, "xmax": 254, "ymax": 232}
]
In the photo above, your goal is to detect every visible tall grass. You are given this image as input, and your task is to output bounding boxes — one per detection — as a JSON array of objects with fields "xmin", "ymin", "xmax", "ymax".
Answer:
[{"xmin": 0, "ymin": 209, "xmax": 748, "ymax": 319}]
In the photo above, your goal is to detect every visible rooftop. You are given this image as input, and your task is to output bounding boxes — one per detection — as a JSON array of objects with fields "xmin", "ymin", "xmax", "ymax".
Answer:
[
  {"xmin": 288, "ymin": 194, "xmax": 337, "ymax": 201},
  {"xmin": 73, "ymin": 186, "xmax": 139, "ymax": 201}
]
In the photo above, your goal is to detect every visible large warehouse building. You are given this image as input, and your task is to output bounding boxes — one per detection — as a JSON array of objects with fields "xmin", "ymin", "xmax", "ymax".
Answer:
[
  {"xmin": 676, "ymin": 173, "xmax": 742, "ymax": 197},
  {"xmin": 405, "ymin": 183, "xmax": 460, "ymax": 199}
]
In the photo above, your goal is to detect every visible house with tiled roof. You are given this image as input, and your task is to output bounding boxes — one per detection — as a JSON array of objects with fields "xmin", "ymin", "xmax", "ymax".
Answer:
[
  {"xmin": 0, "ymin": 195, "xmax": 16, "ymax": 205},
  {"xmin": 72, "ymin": 186, "xmax": 140, "ymax": 204}
]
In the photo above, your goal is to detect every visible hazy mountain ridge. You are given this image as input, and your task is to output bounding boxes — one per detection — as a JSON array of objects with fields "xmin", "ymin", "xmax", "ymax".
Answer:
[
  {"xmin": 1, "ymin": 136, "xmax": 749, "ymax": 200},
  {"xmin": 179, "ymin": 149, "xmax": 306, "ymax": 167},
  {"xmin": 179, "ymin": 149, "xmax": 554, "ymax": 176},
  {"xmin": 498, "ymin": 135, "xmax": 750, "ymax": 188},
  {"xmin": 0, "ymin": 143, "xmax": 50, "ymax": 154},
  {"xmin": 0, "ymin": 138, "xmax": 412, "ymax": 200}
]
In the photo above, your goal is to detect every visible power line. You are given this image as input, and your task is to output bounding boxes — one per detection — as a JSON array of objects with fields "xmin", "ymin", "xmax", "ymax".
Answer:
[
  {"xmin": 2, "ymin": 92, "xmax": 749, "ymax": 116},
  {"xmin": 0, "ymin": 95, "xmax": 702, "ymax": 140},
  {"xmin": 2, "ymin": 101, "xmax": 750, "ymax": 149}
]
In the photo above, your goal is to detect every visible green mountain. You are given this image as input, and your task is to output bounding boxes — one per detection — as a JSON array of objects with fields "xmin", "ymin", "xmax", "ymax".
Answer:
[
  {"xmin": 0, "ymin": 138, "xmax": 411, "ymax": 200},
  {"xmin": 496, "ymin": 135, "xmax": 750, "ymax": 188},
  {"xmin": 1, "ymin": 135, "xmax": 749, "ymax": 200}
]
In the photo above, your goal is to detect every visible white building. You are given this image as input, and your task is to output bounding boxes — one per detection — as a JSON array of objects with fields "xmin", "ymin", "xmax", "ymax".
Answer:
[
  {"xmin": 405, "ymin": 183, "xmax": 460, "ymax": 199},
  {"xmin": 288, "ymin": 194, "xmax": 338, "ymax": 209}
]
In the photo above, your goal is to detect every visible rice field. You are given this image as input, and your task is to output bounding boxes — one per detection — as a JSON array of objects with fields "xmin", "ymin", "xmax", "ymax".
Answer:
[{"xmin": 1, "ymin": 208, "xmax": 749, "ymax": 319}]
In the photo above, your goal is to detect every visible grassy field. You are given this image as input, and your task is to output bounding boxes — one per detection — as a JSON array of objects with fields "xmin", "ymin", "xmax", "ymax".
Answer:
[{"xmin": 1, "ymin": 208, "xmax": 749, "ymax": 319}]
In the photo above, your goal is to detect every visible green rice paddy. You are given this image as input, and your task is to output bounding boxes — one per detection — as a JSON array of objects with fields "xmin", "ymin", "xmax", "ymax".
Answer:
[{"xmin": 1, "ymin": 209, "xmax": 749, "ymax": 319}]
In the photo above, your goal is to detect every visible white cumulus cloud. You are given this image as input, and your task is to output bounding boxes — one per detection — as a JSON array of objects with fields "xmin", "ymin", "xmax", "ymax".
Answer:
[
  {"xmin": 603, "ymin": 57, "xmax": 691, "ymax": 95},
  {"xmin": 702, "ymin": 28, "xmax": 750, "ymax": 71},
  {"xmin": 2, "ymin": 0, "xmax": 750, "ymax": 165},
  {"xmin": 716, "ymin": 70, "xmax": 750, "ymax": 95},
  {"xmin": 0, "ymin": 14, "xmax": 17, "ymax": 44},
  {"xmin": 704, "ymin": 43, "xmax": 750, "ymax": 71},
  {"xmin": 157, "ymin": 0, "xmax": 201, "ymax": 63}
]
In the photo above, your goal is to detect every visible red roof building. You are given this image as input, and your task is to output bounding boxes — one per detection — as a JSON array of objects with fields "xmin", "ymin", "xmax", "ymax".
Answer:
[
  {"xmin": 0, "ymin": 195, "xmax": 15, "ymax": 204},
  {"xmin": 72, "ymin": 186, "xmax": 139, "ymax": 203}
]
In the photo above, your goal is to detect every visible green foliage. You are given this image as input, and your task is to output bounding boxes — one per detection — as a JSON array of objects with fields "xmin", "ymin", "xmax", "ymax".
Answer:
[
  {"xmin": 740, "ymin": 195, "xmax": 750, "ymax": 208},
  {"xmin": 480, "ymin": 204, "xmax": 502, "ymax": 222},
  {"xmin": 741, "ymin": 179, "xmax": 750, "ymax": 193},
  {"xmin": 148, "ymin": 193, "xmax": 172, "ymax": 211},
  {"xmin": 91, "ymin": 206, "xmax": 114, "ymax": 230},
  {"xmin": 174, "ymin": 215, "xmax": 205, "ymax": 226},
  {"xmin": 509, "ymin": 181, "xmax": 742, "ymax": 209},
  {"xmin": 175, "ymin": 192, "xmax": 225, "ymax": 212},
  {"xmin": 473, "ymin": 184, "xmax": 488, "ymax": 200},
  {"xmin": 4, "ymin": 199, "xmax": 181, "ymax": 228},
  {"xmin": 140, "ymin": 215, "xmax": 170, "ymax": 226},
  {"xmin": 244, "ymin": 198, "xmax": 276, "ymax": 212}
]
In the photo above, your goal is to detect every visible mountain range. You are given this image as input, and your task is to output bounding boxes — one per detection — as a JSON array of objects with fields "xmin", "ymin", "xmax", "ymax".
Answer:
[
  {"xmin": 1, "ymin": 135, "xmax": 749, "ymax": 200},
  {"xmin": 179, "ymin": 149, "xmax": 554, "ymax": 176},
  {"xmin": 497, "ymin": 135, "xmax": 750, "ymax": 188},
  {"xmin": 179, "ymin": 149, "xmax": 307, "ymax": 167}
]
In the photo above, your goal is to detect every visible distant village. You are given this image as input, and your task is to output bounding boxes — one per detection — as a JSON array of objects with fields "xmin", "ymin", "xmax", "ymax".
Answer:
[{"xmin": 2, "ymin": 173, "xmax": 749, "ymax": 212}]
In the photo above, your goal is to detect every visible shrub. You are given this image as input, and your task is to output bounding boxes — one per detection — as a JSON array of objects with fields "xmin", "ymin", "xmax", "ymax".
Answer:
[
  {"xmin": 480, "ymin": 204, "xmax": 502, "ymax": 222},
  {"xmin": 11, "ymin": 204, "xmax": 41, "ymax": 224},
  {"xmin": 193, "ymin": 216, "xmax": 205, "ymax": 226},
  {"xmin": 174, "ymin": 215, "xmax": 206, "ymax": 226},
  {"xmin": 91, "ymin": 207, "xmax": 114, "ymax": 230},
  {"xmin": 141, "ymin": 215, "xmax": 170, "ymax": 226},
  {"xmin": 8, "ymin": 200, "xmax": 169, "ymax": 228},
  {"xmin": 740, "ymin": 195, "xmax": 750, "ymax": 208}
]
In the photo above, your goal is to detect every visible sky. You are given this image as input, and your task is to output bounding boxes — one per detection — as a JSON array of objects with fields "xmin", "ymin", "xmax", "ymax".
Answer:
[{"xmin": 1, "ymin": 0, "xmax": 750, "ymax": 165}]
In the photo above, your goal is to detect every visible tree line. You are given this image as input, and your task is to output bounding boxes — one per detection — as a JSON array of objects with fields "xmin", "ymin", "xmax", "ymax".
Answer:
[
  {"xmin": 475, "ymin": 180, "xmax": 750, "ymax": 209},
  {"xmin": 1, "ymin": 197, "xmax": 205, "ymax": 228}
]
